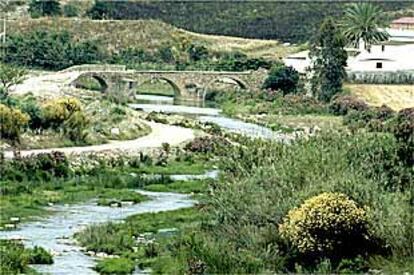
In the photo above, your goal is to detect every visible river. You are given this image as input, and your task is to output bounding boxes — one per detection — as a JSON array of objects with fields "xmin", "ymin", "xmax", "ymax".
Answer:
[
  {"xmin": 130, "ymin": 95, "xmax": 292, "ymax": 141},
  {"xmin": 0, "ymin": 95, "xmax": 284, "ymax": 274}
]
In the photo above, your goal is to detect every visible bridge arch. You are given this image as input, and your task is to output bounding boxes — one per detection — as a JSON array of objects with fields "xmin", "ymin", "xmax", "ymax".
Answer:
[
  {"xmin": 135, "ymin": 77, "xmax": 182, "ymax": 98},
  {"xmin": 74, "ymin": 74, "xmax": 109, "ymax": 92},
  {"xmin": 203, "ymin": 76, "xmax": 248, "ymax": 100}
]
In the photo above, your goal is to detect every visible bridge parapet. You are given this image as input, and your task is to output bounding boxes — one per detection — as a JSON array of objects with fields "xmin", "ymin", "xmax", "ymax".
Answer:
[{"xmin": 61, "ymin": 64, "xmax": 127, "ymax": 73}]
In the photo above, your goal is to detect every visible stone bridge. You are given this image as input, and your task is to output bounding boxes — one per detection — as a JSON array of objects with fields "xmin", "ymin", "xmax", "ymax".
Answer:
[{"xmin": 69, "ymin": 65, "xmax": 268, "ymax": 100}]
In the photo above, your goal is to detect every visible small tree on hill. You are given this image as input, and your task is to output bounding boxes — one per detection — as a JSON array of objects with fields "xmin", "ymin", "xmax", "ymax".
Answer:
[
  {"xmin": 29, "ymin": 0, "xmax": 61, "ymax": 18},
  {"xmin": 262, "ymin": 63, "xmax": 299, "ymax": 95},
  {"xmin": 0, "ymin": 63, "xmax": 26, "ymax": 99},
  {"xmin": 309, "ymin": 18, "xmax": 347, "ymax": 102}
]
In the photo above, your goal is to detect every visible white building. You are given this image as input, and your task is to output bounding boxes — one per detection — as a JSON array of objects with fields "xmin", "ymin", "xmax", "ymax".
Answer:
[{"xmin": 284, "ymin": 44, "xmax": 414, "ymax": 73}]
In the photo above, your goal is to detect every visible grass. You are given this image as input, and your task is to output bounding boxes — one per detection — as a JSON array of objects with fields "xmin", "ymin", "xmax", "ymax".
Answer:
[
  {"xmin": 133, "ymin": 160, "xmax": 212, "ymax": 175},
  {"xmin": 8, "ymin": 18, "xmax": 298, "ymax": 61},
  {"xmin": 347, "ymin": 84, "xmax": 414, "ymax": 111},
  {"xmin": 240, "ymin": 114, "xmax": 344, "ymax": 132},
  {"xmin": 143, "ymin": 180, "xmax": 208, "ymax": 194}
]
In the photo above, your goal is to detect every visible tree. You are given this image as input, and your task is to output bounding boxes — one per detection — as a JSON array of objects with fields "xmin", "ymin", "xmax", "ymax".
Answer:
[
  {"xmin": 262, "ymin": 63, "xmax": 299, "ymax": 95},
  {"xmin": 0, "ymin": 63, "xmax": 26, "ymax": 98},
  {"xmin": 29, "ymin": 0, "xmax": 61, "ymax": 18},
  {"xmin": 309, "ymin": 18, "xmax": 347, "ymax": 102},
  {"xmin": 341, "ymin": 3, "xmax": 389, "ymax": 49}
]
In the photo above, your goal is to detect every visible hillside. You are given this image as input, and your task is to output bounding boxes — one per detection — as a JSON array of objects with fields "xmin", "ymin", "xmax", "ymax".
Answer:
[
  {"xmin": 7, "ymin": 18, "xmax": 297, "ymax": 60},
  {"xmin": 86, "ymin": 1, "xmax": 412, "ymax": 43}
]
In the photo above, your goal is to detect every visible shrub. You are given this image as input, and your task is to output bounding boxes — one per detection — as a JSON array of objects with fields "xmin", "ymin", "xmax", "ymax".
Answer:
[
  {"xmin": 28, "ymin": 246, "xmax": 53, "ymax": 264},
  {"xmin": 0, "ymin": 240, "xmax": 29, "ymax": 274},
  {"xmin": 0, "ymin": 103, "xmax": 29, "ymax": 142},
  {"xmin": 42, "ymin": 97, "xmax": 82, "ymax": 128},
  {"xmin": 262, "ymin": 63, "xmax": 299, "ymax": 95},
  {"xmin": 29, "ymin": 0, "xmax": 61, "ymax": 18},
  {"xmin": 3, "ymin": 30, "xmax": 102, "ymax": 70},
  {"xmin": 62, "ymin": 110, "xmax": 89, "ymax": 143},
  {"xmin": 63, "ymin": 3, "xmax": 80, "ymax": 17},
  {"xmin": 18, "ymin": 97, "xmax": 44, "ymax": 131},
  {"xmin": 329, "ymin": 95, "xmax": 369, "ymax": 115},
  {"xmin": 390, "ymin": 107, "xmax": 414, "ymax": 166},
  {"xmin": 187, "ymin": 44, "xmax": 209, "ymax": 62},
  {"xmin": 279, "ymin": 192, "xmax": 372, "ymax": 259},
  {"xmin": 184, "ymin": 136, "xmax": 230, "ymax": 154},
  {"xmin": 95, "ymin": 258, "xmax": 135, "ymax": 275},
  {"xmin": 11, "ymin": 151, "xmax": 70, "ymax": 179}
]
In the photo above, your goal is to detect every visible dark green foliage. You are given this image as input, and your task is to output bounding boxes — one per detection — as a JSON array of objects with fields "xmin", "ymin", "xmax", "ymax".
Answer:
[
  {"xmin": 329, "ymin": 95, "xmax": 369, "ymax": 116},
  {"xmin": 179, "ymin": 132, "xmax": 412, "ymax": 273},
  {"xmin": 4, "ymin": 151, "xmax": 70, "ymax": 180},
  {"xmin": 213, "ymin": 52, "xmax": 272, "ymax": 71},
  {"xmin": 157, "ymin": 46, "xmax": 175, "ymax": 64},
  {"xmin": 3, "ymin": 30, "xmax": 102, "ymax": 70},
  {"xmin": 0, "ymin": 240, "xmax": 29, "ymax": 274},
  {"xmin": 29, "ymin": 0, "xmax": 61, "ymax": 18},
  {"xmin": 86, "ymin": 1, "xmax": 408, "ymax": 43},
  {"xmin": 310, "ymin": 18, "xmax": 347, "ymax": 102},
  {"xmin": 63, "ymin": 3, "xmax": 80, "ymax": 17},
  {"xmin": 262, "ymin": 63, "xmax": 299, "ymax": 95},
  {"xmin": 187, "ymin": 44, "xmax": 209, "ymax": 62},
  {"xmin": 390, "ymin": 108, "xmax": 414, "ymax": 166},
  {"xmin": 28, "ymin": 246, "xmax": 54, "ymax": 264},
  {"xmin": 184, "ymin": 136, "xmax": 229, "ymax": 154},
  {"xmin": 95, "ymin": 258, "xmax": 135, "ymax": 275},
  {"xmin": 17, "ymin": 97, "xmax": 45, "ymax": 131}
]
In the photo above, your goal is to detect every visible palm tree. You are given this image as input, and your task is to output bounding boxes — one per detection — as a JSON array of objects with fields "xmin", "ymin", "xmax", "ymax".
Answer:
[{"xmin": 341, "ymin": 2, "xmax": 389, "ymax": 49}]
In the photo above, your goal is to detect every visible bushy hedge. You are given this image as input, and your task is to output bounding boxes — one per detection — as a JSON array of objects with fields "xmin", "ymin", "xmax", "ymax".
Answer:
[
  {"xmin": 280, "ymin": 192, "xmax": 372, "ymax": 259},
  {"xmin": 262, "ymin": 63, "xmax": 299, "ymax": 95},
  {"xmin": 2, "ymin": 30, "xmax": 102, "ymax": 70},
  {"xmin": 0, "ymin": 103, "xmax": 29, "ymax": 141},
  {"xmin": 329, "ymin": 95, "xmax": 369, "ymax": 116}
]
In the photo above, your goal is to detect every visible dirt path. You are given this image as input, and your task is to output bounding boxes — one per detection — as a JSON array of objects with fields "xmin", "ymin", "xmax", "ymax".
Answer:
[{"xmin": 4, "ymin": 122, "xmax": 194, "ymax": 159}]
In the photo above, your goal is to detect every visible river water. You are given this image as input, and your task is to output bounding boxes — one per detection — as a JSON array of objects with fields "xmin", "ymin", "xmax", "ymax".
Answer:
[
  {"xmin": 0, "ymin": 95, "xmax": 284, "ymax": 274},
  {"xmin": 130, "ymin": 95, "xmax": 292, "ymax": 141}
]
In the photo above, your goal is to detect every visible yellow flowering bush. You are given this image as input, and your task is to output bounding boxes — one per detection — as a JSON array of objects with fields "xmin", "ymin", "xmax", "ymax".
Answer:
[
  {"xmin": 42, "ymin": 97, "xmax": 82, "ymax": 128},
  {"xmin": 279, "ymin": 192, "xmax": 371, "ymax": 257},
  {"xmin": 0, "ymin": 103, "xmax": 29, "ymax": 141}
]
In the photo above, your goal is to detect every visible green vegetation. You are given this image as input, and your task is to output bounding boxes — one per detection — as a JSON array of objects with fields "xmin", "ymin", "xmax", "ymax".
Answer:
[
  {"xmin": 29, "ymin": 0, "xmax": 61, "ymax": 18},
  {"xmin": 0, "ymin": 63, "xmax": 27, "ymax": 99},
  {"xmin": 2, "ymin": 29, "xmax": 102, "ymax": 70},
  {"xmin": 341, "ymin": 3, "xmax": 389, "ymax": 48},
  {"xmin": 5, "ymin": 18, "xmax": 292, "ymax": 71},
  {"xmin": 143, "ymin": 180, "xmax": 208, "ymax": 194},
  {"xmin": 0, "ymin": 149, "xmax": 213, "ymax": 227},
  {"xmin": 262, "ymin": 63, "xmax": 300, "ymax": 95},
  {"xmin": 0, "ymin": 103, "xmax": 29, "ymax": 143},
  {"xmin": 310, "ymin": 18, "xmax": 347, "ymax": 102},
  {"xmin": 86, "ymin": 1, "xmax": 408, "ymax": 43},
  {"xmin": 0, "ymin": 96, "xmax": 150, "ymax": 149},
  {"xmin": 95, "ymin": 258, "xmax": 135, "ymax": 275},
  {"xmin": 0, "ymin": 240, "xmax": 53, "ymax": 274}
]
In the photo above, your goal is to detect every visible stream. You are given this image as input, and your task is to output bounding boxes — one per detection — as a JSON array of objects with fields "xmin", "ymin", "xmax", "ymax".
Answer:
[
  {"xmin": 130, "ymin": 95, "xmax": 292, "ymax": 141},
  {"xmin": 0, "ymin": 95, "xmax": 283, "ymax": 274}
]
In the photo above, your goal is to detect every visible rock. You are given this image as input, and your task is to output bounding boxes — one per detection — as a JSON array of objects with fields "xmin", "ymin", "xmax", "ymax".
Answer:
[
  {"xmin": 111, "ymin": 128, "xmax": 120, "ymax": 136},
  {"xmin": 4, "ymin": 224, "xmax": 16, "ymax": 229},
  {"xmin": 48, "ymin": 202, "xmax": 54, "ymax": 206},
  {"xmin": 120, "ymin": 201, "xmax": 134, "ymax": 206},
  {"xmin": 9, "ymin": 235, "xmax": 26, "ymax": 241},
  {"xmin": 10, "ymin": 217, "xmax": 20, "ymax": 223},
  {"xmin": 110, "ymin": 202, "xmax": 121, "ymax": 208},
  {"xmin": 96, "ymin": 252, "xmax": 108, "ymax": 258},
  {"xmin": 86, "ymin": 251, "xmax": 95, "ymax": 257}
]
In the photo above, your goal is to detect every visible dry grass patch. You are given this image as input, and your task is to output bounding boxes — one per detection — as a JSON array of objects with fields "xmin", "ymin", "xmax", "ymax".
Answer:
[{"xmin": 347, "ymin": 84, "xmax": 414, "ymax": 111}]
